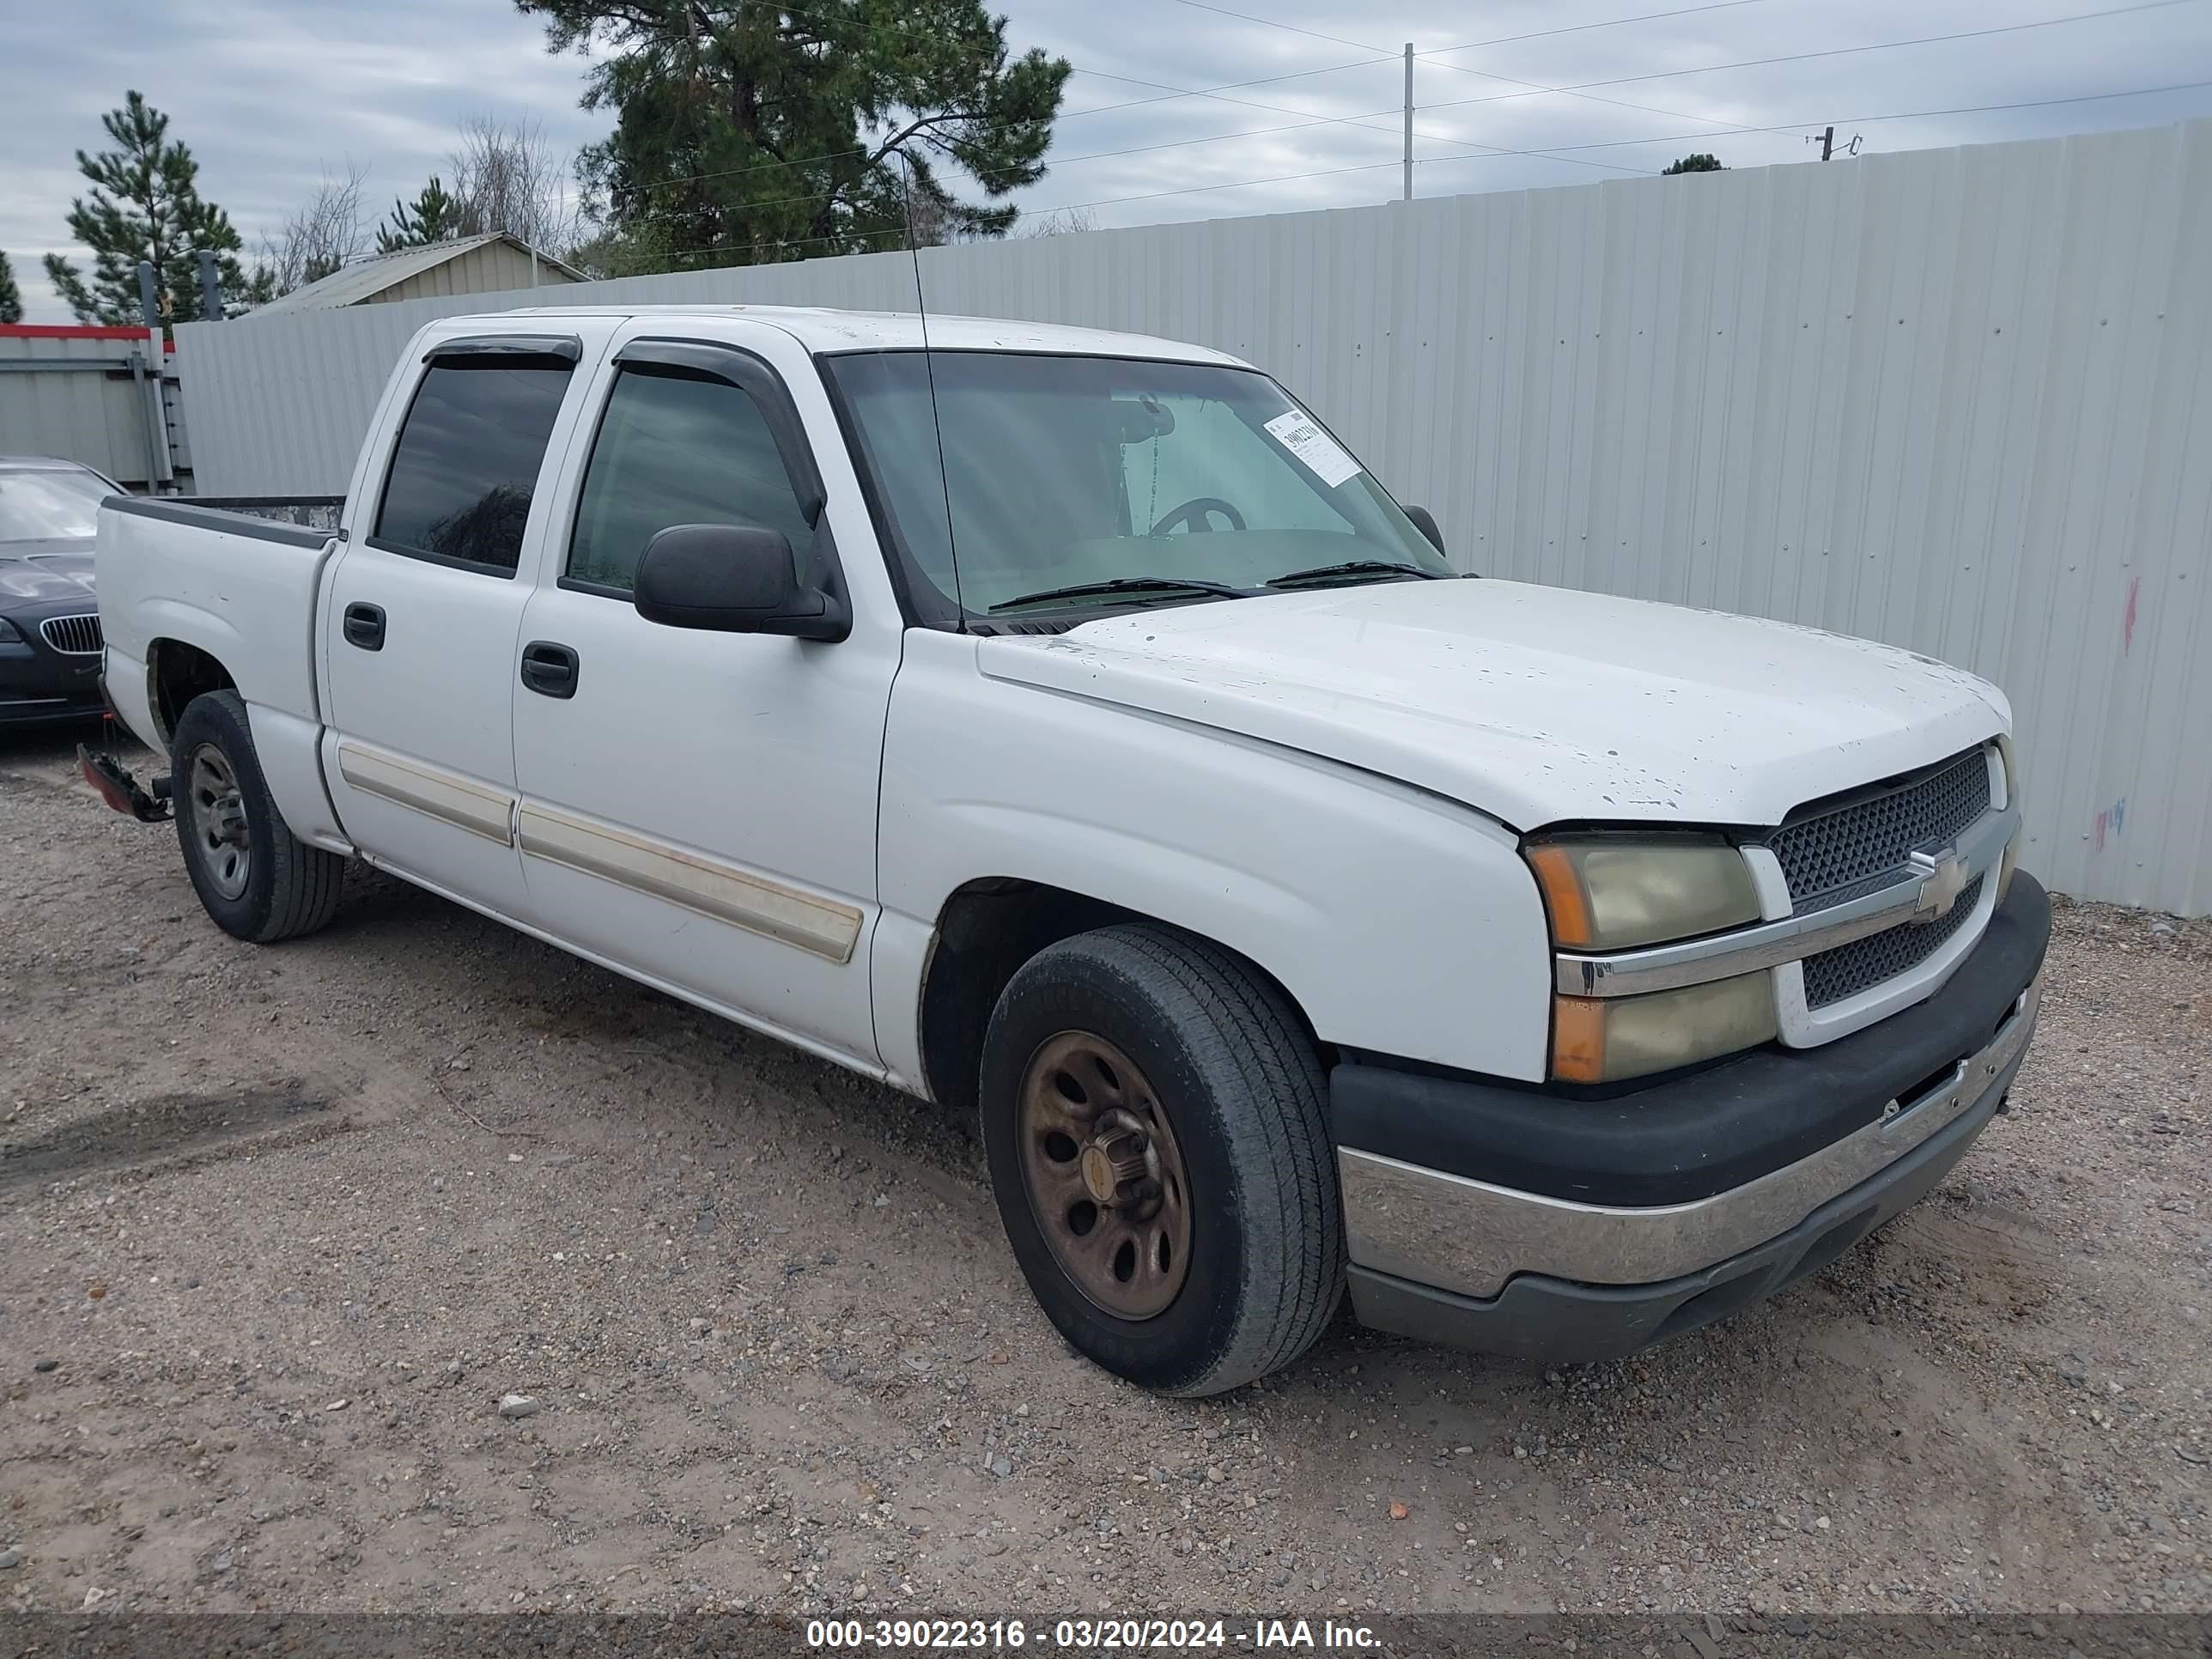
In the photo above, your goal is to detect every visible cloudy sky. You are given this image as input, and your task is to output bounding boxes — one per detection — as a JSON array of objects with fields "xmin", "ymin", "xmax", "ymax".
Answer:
[{"xmin": 6, "ymin": 0, "xmax": 2209, "ymax": 321}]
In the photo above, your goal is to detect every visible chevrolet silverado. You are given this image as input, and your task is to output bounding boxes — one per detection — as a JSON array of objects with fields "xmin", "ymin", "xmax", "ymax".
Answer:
[{"xmin": 86, "ymin": 305, "xmax": 2048, "ymax": 1395}]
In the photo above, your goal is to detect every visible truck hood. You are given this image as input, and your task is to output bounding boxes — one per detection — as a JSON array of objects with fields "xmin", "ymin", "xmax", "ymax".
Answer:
[
  {"xmin": 0, "ymin": 543, "xmax": 97, "ymax": 607},
  {"xmin": 975, "ymin": 578, "xmax": 2008, "ymax": 830}
]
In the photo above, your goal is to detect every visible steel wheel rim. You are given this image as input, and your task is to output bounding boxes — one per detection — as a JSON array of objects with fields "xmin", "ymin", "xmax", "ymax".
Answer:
[
  {"xmin": 187, "ymin": 743, "xmax": 252, "ymax": 902},
  {"xmin": 1018, "ymin": 1030, "xmax": 1193, "ymax": 1320}
]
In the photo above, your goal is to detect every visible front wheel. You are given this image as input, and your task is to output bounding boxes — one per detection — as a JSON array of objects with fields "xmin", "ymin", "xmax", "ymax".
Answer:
[
  {"xmin": 171, "ymin": 690, "xmax": 346, "ymax": 943},
  {"xmin": 980, "ymin": 925, "xmax": 1342, "ymax": 1395}
]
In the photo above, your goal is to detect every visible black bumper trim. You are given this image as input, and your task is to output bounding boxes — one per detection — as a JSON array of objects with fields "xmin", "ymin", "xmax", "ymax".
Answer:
[
  {"xmin": 1346, "ymin": 1066, "xmax": 2009, "ymax": 1366},
  {"xmin": 1332, "ymin": 872, "xmax": 2050, "ymax": 1208}
]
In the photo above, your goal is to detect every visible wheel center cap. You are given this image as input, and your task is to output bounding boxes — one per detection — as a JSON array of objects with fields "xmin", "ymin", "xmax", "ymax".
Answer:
[{"xmin": 1079, "ymin": 1144, "xmax": 1118, "ymax": 1203}]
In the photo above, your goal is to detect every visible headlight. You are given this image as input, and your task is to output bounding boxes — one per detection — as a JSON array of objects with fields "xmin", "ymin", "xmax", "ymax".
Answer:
[
  {"xmin": 1523, "ymin": 835, "xmax": 1761, "ymax": 950},
  {"xmin": 1552, "ymin": 973, "xmax": 1778, "ymax": 1084},
  {"xmin": 1996, "ymin": 735, "xmax": 2022, "ymax": 899},
  {"xmin": 1526, "ymin": 834, "xmax": 1771, "ymax": 1084}
]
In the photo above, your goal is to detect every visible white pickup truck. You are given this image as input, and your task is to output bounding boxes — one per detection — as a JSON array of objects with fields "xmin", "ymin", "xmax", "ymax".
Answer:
[{"xmin": 88, "ymin": 304, "xmax": 2048, "ymax": 1395}]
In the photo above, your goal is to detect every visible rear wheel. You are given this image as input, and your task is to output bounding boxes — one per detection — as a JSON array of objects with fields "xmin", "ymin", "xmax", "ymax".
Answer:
[
  {"xmin": 171, "ymin": 690, "xmax": 346, "ymax": 943},
  {"xmin": 980, "ymin": 925, "xmax": 1341, "ymax": 1395}
]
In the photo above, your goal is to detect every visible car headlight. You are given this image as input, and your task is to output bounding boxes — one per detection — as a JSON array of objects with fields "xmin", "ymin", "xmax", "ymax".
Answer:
[
  {"xmin": 1525, "ymin": 835, "xmax": 1773, "ymax": 1084},
  {"xmin": 1523, "ymin": 835, "xmax": 1761, "ymax": 950}
]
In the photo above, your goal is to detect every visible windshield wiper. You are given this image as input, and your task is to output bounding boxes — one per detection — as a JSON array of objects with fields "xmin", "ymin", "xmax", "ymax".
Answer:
[
  {"xmin": 1264, "ymin": 559, "xmax": 1450, "ymax": 589},
  {"xmin": 988, "ymin": 576, "xmax": 1255, "ymax": 613}
]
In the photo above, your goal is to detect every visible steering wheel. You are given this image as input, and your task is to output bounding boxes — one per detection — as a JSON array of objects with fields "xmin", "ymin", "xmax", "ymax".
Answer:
[{"xmin": 1150, "ymin": 496, "xmax": 1247, "ymax": 535}]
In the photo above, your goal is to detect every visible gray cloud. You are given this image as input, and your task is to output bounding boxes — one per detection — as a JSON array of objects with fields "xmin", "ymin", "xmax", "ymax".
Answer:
[{"xmin": 6, "ymin": 0, "xmax": 2209, "ymax": 320}]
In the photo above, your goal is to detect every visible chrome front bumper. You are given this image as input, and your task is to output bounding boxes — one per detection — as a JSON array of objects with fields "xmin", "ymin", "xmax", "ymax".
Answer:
[
  {"xmin": 1342, "ymin": 981, "xmax": 2039, "ymax": 1303},
  {"xmin": 1333, "ymin": 965, "xmax": 2045, "ymax": 1369}
]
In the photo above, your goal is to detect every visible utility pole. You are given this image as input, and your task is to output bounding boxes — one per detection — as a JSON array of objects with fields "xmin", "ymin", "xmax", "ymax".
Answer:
[
  {"xmin": 1402, "ymin": 43, "xmax": 1414, "ymax": 200},
  {"xmin": 1819, "ymin": 124, "xmax": 1834, "ymax": 161}
]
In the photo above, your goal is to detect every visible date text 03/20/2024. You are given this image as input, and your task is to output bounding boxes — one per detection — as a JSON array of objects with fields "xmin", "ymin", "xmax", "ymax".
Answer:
[{"xmin": 802, "ymin": 1618, "xmax": 1380, "ymax": 1649}]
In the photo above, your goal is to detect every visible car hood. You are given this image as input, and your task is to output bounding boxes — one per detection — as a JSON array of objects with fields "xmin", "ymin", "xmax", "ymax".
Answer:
[
  {"xmin": 0, "ymin": 543, "xmax": 97, "ymax": 606},
  {"xmin": 975, "ymin": 578, "xmax": 2009, "ymax": 830}
]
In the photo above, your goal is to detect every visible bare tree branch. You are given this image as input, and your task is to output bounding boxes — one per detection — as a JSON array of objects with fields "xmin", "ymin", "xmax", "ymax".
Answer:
[
  {"xmin": 1014, "ymin": 205, "xmax": 1097, "ymax": 239},
  {"xmin": 447, "ymin": 115, "xmax": 583, "ymax": 255},
  {"xmin": 260, "ymin": 162, "xmax": 368, "ymax": 295}
]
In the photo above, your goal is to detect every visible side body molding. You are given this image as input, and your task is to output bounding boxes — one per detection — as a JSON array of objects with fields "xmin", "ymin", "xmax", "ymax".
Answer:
[
  {"xmin": 334, "ymin": 739, "xmax": 513, "ymax": 843},
  {"xmin": 516, "ymin": 802, "xmax": 862, "ymax": 963}
]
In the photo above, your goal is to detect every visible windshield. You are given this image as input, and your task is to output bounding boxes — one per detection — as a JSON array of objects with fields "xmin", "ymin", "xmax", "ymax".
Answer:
[
  {"xmin": 0, "ymin": 467, "xmax": 110, "ymax": 543},
  {"xmin": 824, "ymin": 352, "xmax": 1451, "ymax": 621}
]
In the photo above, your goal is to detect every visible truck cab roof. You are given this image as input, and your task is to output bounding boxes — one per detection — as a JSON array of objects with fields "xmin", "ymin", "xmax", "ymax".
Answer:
[{"xmin": 441, "ymin": 303, "xmax": 1250, "ymax": 368}]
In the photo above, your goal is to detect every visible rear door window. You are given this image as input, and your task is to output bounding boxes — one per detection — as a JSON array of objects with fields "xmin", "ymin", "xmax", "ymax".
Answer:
[{"xmin": 373, "ymin": 357, "xmax": 574, "ymax": 574}]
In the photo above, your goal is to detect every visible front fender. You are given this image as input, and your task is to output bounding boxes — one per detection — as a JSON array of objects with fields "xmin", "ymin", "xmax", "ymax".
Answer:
[{"xmin": 878, "ymin": 631, "xmax": 1554, "ymax": 1083}]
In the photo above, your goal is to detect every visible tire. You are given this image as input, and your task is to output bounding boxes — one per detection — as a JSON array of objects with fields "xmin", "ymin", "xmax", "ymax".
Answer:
[
  {"xmin": 171, "ymin": 690, "xmax": 346, "ymax": 943},
  {"xmin": 980, "ymin": 924, "xmax": 1342, "ymax": 1395}
]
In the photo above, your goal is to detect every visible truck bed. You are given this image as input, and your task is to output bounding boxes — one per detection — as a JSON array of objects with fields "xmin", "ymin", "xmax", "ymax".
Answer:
[{"xmin": 96, "ymin": 494, "xmax": 342, "ymax": 756}]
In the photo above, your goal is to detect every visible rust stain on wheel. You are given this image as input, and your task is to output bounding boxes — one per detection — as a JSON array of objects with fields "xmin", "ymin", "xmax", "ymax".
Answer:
[{"xmin": 1018, "ymin": 1030, "xmax": 1193, "ymax": 1320}]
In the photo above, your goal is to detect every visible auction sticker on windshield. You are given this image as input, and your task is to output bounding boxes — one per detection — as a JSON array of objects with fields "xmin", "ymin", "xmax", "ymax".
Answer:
[{"xmin": 1262, "ymin": 410, "xmax": 1362, "ymax": 488}]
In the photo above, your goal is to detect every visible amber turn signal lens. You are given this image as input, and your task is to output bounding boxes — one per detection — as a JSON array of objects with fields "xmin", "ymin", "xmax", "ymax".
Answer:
[
  {"xmin": 1550, "ymin": 973, "xmax": 1779, "ymax": 1085},
  {"xmin": 1524, "ymin": 843, "xmax": 1596, "ymax": 949},
  {"xmin": 1550, "ymin": 995, "xmax": 1612, "ymax": 1084}
]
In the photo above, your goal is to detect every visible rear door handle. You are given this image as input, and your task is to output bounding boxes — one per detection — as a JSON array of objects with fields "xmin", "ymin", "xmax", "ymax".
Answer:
[
  {"xmin": 342, "ymin": 602, "xmax": 385, "ymax": 651},
  {"xmin": 520, "ymin": 640, "xmax": 579, "ymax": 700}
]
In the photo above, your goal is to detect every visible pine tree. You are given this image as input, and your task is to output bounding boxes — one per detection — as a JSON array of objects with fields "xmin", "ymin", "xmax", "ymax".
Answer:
[
  {"xmin": 41, "ymin": 92, "xmax": 265, "ymax": 325},
  {"xmin": 520, "ymin": 0, "xmax": 1069, "ymax": 270},
  {"xmin": 376, "ymin": 176, "xmax": 464, "ymax": 252},
  {"xmin": 1662, "ymin": 153, "xmax": 1726, "ymax": 175},
  {"xmin": 0, "ymin": 252, "xmax": 22, "ymax": 324}
]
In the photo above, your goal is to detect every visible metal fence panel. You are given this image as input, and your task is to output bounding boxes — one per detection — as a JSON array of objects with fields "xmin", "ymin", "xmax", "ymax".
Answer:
[
  {"xmin": 172, "ymin": 118, "xmax": 2212, "ymax": 912},
  {"xmin": 0, "ymin": 332, "xmax": 176, "ymax": 487}
]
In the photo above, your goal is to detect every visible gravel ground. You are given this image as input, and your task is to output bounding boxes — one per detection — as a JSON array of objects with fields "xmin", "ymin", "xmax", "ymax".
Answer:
[{"xmin": 1, "ymin": 726, "xmax": 2207, "ymax": 1621}]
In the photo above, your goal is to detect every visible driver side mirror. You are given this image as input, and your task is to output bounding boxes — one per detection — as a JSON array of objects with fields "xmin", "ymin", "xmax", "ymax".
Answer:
[
  {"xmin": 634, "ymin": 523, "xmax": 849, "ymax": 642},
  {"xmin": 1403, "ymin": 504, "xmax": 1446, "ymax": 556}
]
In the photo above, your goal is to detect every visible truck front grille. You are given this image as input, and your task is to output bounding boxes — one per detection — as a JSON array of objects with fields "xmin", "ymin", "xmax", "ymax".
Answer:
[
  {"xmin": 1802, "ymin": 875, "xmax": 1985, "ymax": 1009},
  {"xmin": 1765, "ymin": 747, "xmax": 1990, "ymax": 909},
  {"xmin": 40, "ymin": 613, "xmax": 103, "ymax": 656}
]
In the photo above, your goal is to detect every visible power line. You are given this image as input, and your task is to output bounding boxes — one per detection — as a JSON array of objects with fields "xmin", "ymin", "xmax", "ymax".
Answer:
[
  {"xmin": 1157, "ymin": 0, "xmax": 1768, "ymax": 139},
  {"xmin": 599, "ymin": 0, "xmax": 1820, "ymax": 210},
  {"xmin": 1052, "ymin": 66, "xmax": 1650, "ymax": 173},
  {"xmin": 1162, "ymin": 0, "xmax": 1378, "ymax": 51},
  {"xmin": 1059, "ymin": 0, "xmax": 1783, "ymax": 125},
  {"xmin": 1411, "ymin": 0, "xmax": 2203, "ymax": 118},
  {"xmin": 1105, "ymin": 0, "xmax": 2203, "ymax": 168},
  {"xmin": 613, "ymin": 88, "xmax": 1648, "ymax": 222},
  {"xmin": 646, "ymin": 73, "xmax": 2211, "ymax": 268},
  {"xmin": 623, "ymin": 104, "xmax": 1655, "ymax": 239},
  {"xmin": 602, "ymin": 46, "xmax": 1524, "ymax": 211},
  {"xmin": 1161, "ymin": 0, "xmax": 1779, "ymax": 62},
  {"xmin": 611, "ymin": 37, "xmax": 1657, "ymax": 210},
  {"xmin": 1429, "ymin": 0, "xmax": 1778, "ymax": 58},
  {"xmin": 1019, "ymin": 73, "xmax": 2212, "ymax": 221},
  {"xmin": 605, "ymin": 0, "xmax": 2203, "ymax": 230},
  {"xmin": 1059, "ymin": 58, "xmax": 1385, "ymax": 118},
  {"xmin": 1473, "ymin": 73, "xmax": 2212, "ymax": 157}
]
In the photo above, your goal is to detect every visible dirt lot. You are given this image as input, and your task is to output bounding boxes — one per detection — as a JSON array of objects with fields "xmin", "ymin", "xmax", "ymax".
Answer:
[{"xmin": 2, "ymin": 725, "xmax": 2208, "ymax": 1621}]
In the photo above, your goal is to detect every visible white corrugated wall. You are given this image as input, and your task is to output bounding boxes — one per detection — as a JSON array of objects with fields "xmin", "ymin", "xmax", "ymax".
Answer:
[{"xmin": 173, "ymin": 117, "xmax": 2212, "ymax": 912}]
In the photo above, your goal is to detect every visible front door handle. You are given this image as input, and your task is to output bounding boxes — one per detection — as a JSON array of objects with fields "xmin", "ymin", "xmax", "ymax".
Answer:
[
  {"xmin": 520, "ymin": 640, "xmax": 580, "ymax": 699},
  {"xmin": 342, "ymin": 602, "xmax": 386, "ymax": 651}
]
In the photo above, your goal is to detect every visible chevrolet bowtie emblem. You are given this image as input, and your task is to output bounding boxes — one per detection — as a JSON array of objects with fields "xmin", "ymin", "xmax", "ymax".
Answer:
[{"xmin": 1910, "ymin": 849, "xmax": 1969, "ymax": 921}]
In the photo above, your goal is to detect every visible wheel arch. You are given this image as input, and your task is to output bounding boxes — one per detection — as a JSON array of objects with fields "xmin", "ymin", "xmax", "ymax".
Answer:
[
  {"xmin": 916, "ymin": 876, "xmax": 1327, "ymax": 1115},
  {"xmin": 145, "ymin": 637, "xmax": 239, "ymax": 746}
]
